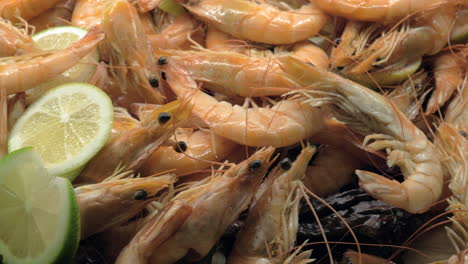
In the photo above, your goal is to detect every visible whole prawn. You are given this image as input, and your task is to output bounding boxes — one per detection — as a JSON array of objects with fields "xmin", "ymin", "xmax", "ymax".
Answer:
[
  {"xmin": 99, "ymin": 0, "xmax": 165, "ymax": 108},
  {"xmin": 283, "ymin": 56, "xmax": 443, "ymax": 213},
  {"xmin": 228, "ymin": 146, "xmax": 315, "ymax": 264},
  {"xmin": 76, "ymin": 100, "xmax": 191, "ymax": 184},
  {"xmin": 115, "ymin": 147, "xmax": 275, "ymax": 264},
  {"xmin": 182, "ymin": 0, "xmax": 328, "ymax": 45},
  {"xmin": 0, "ymin": 27, "xmax": 103, "ymax": 95},
  {"xmin": 76, "ymin": 175, "xmax": 176, "ymax": 239}
]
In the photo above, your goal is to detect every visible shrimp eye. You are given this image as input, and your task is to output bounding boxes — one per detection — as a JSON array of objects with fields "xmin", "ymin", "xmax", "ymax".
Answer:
[
  {"xmin": 158, "ymin": 56, "xmax": 168, "ymax": 65},
  {"xmin": 161, "ymin": 71, "xmax": 167, "ymax": 80},
  {"xmin": 459, "ymin": 130, "xmax": 467, "ymax": 138},
  {"xmin": 334, "ymin": 38, "xmax": 342, "ymax": 45},
  {"xmin": 149, "ymin": 76, "xmax": 159, "ymax": 88},
  {"xmin": 158, "ymin": 112, "xmax": 171, "ymax": 124},
  {"xmin": 336, "ymin": 66, "xmax": 344, "ymax": 71},
  {"xmin": 249, "ymin": 160, "xmax": 262, "ymax": 170},
  {"xmin": 174, "ymin": 141, "xmax": 188, "ymax": 153},
  {"xmin": 280, "ymin": 158, "xmax": 292, "ymax": 170},
  {"xmin": 133, "ymin": 190, "xmax": 148, "ymax": 200}
]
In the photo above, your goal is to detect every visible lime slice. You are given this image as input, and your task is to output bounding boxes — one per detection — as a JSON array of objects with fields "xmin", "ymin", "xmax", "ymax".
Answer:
[
  {"xmin": 159, "ymin": 0, "xmax": 187, "ymax": 16},
  {"xmin": 26, "ymin": 26, "xmax": 99, "ymax": 104},
  {"xmin": 9, "ymin": 83, "xmax": 113, "ymax": 181},
  {"xmin": 0, "ymin": 147, "xmax": 80, "ymax": 264}
]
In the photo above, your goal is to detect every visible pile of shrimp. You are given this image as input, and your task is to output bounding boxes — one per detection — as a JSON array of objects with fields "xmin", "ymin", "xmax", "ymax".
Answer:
[{"xmin": 0, "ymin": 0, "xmax": 467, "ymax": 263}]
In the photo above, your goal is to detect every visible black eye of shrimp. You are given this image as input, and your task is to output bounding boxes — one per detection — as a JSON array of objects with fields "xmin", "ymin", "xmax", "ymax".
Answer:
[
  {"xmin": 158, "ymin": 112, "xmax": 171, "ymax": 124},
  {"xmin": 174, "ymin": 141, "xmax": 188, "ymax": 153},
  {"xmin": 161, "ymin": 71, "xmax": 167, "ymax": 80},
  {"xmin": 133, "ymin": 190, "xmax": 148, "ymax": 200},
  {"xmin": 249, "ymin": 160, "xmax": 262, "ymax": 170},
  {"xmin": 158, "ymin": 56, "xmax": 168, "ymax": 65},
  {"xmin": 149, "ymin": 76, "xmax": 159, "ymax": 88},
  {"xmin": 280, "ymin": 158, "xmax": 292, "ymax": 170},
  {"xmin": 334, "ymin": 37, "xmax": 342, "ymax": 45},
  {"xmin": 459, "ymin": 130, "xmax": 467, "ymax": 138}
]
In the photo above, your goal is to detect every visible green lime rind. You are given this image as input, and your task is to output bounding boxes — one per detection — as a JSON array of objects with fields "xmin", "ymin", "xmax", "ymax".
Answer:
[
  {"xmin": 450, "ymin": 25, "xmax": 468, "ymax": 44},
  {"xmin": 345, "ymin": 58, "xmax": 422, "ymax": 89},
  {"xmin": 0, "ymin": 148, "xmax": 80, "ymax": 264},
  {"xmin": 158, "ymin": 0, "xmax": 187, "ymax": 16}
]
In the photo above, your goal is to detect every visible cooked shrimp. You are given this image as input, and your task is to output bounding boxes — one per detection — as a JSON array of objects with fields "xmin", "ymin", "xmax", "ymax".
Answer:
[
  {"xmin": 183, "ymin": 0, "xmax": 328, "ymax": 45},
  {"xmin": 116, "ymin": 147, "xmax": 275, "ymax": 264},
  {"xmin": 76, "ymin": 100, "xmax": 191, "ymax": 184},
  {"xmin": 0, "ymin": 27, "xmax": 103, "ymax": 95},
  {"xmin": 148, "ymin": 14, "xmax": 204, "ymax": 51},
  {"xmin": 304, "ymin": 145, "xmax": 364, "ymax": 197},
  {"xmin": 330, "ymin": 20, "xmax": 365, "ymax": 69},
  {"xmin": 311, "ymin": 0, "xmax": 455, "ymax": 22},
  {"xmin": 205, "ymin": 25, "xmax": 249, "ymax": 53},
  {"xmin": 140, "ymin": 128, "xmax": 239, "ymax": 176},
  {"xmin": 162, "ymin": 50, "xmax": 312, "ymax": 97},
  {"xmin": 0, "ymin": 18, "xmax": 38, "ymax": 57},
  {"xmin": 99, "ymin": 0, "xmax": 165, "ymax": 108},
  {"xmin": 0, "ymin": 0, "xmax": 62, "ymax": 21},
  {"xmin": 76, "ymin": 175, "xmax": 176, "ymax": 239},
  {"xmin": 426, "ymin": 52, "xmax": 465, "ymax": 115},
  {"xmin": 71, "ymin": 0, "xmax": 113, "ymax": 29},
  {"xmin": 164, "ymin": 59, "xmax": 329, "ymax": 147},
  {"xmin": 29, "ymin": 0, "xmax": 76, "ymax": 32},
  {"xmin": 283, "ymin": 56, "xmax": 443, "ymax": 213},
  {"xmin": 228, "ymin": 146, "xmax": 315, "ymax": 264}
]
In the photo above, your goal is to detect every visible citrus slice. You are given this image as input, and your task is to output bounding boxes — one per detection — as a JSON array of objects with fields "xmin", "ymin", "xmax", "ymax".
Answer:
[
  {"xmin": 159, "ymin": 0, "xmax": 187, "ymax": 16},
  {"xmin": 0, "ymin": 147, "xmax": 80, "ymax": 264},
  {"xmin": 9, "ymin": 83, "xmax": 113, "ymax": 180},
  {"xmin": 26, "ymin": 26, "xmax": 99, "ymax": 104}
]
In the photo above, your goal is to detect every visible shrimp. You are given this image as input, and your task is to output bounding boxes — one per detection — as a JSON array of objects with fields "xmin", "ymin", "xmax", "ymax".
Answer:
[
  {"xmin": 71, "ymin": 0, "xmax": 113, "ymax": 29},
  {"xmin": 76, "ymin": 100, "xmax": 191, "ymax": 184},
  {"xmin": 164, "ymin": 59, "xmax": 329, "ymax": 147},
  {"xmin": 330, "ymin": 20, "xmax": 366, "ymax": 69},
  {"xmin": 426, "ymin": 52, "xmax": 465, "ymax": 115},
  {"xmin": 310, "ymin": 0, "xmax": 455, "ymax": 22},
  {"xmin": 162, "ymin": 50, "xmax": 314, "ymax": 97},
  {"xmin": 29, "ymin": 0, "xmax": 76, "ymax": 32},
  {"xmin": 0, "ymin": 27, "xmax": 103, "ymax": 95},
  {"xmin": 148, "ymin": 14, "xmax": 204, "ymax": 51},
  {"xmin": 76, "ymin": 175, "xmax": 176, "ymax": 239},
  {"xmin": 0, "ymin": 18, "xmax": 38, "ymax": 57},
  {"xmin": 228, "ymin": 146, "xmax": 315, "ymax": 264},
  {"xmin": 140, "ymin": 128, "xmax": 239, "ymax": 176},
  {"xmin": 115, "ymin": 147, "xmax": 275, "ymax": 264},
  {"xmin": 0, "ymin": 0, "xmax": 62, "ymax": 21},
  {"xmin": 182, "ymin": 0, "xmax": 328, "ymax": 45},
  {"xmin": 303, "ymin": 145, "xmax": 364, "ymax": 197},
  {"xmin": 99, "ymin": 0, "xmax": 165, "ymax": 108},
  {"xmin": 283, "ymin": 56, "xmax": 443, "ymax": 213},
  {"xmin": 205, "ymin": 25, "xmax": 250, "ymax": 53},
  {"xmin": 445, "ymin": 78, "xmax": 467, "ymax": 132}
]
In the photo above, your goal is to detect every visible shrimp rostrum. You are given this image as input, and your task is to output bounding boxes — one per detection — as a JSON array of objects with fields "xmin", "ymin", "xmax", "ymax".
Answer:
[
  {"xmin": 282, "ymin": 56, "xmax": 443, "ymax": 213},
  {"xmin": 116, "ymin": 147, "xmax": 275, "ymax": 264}
]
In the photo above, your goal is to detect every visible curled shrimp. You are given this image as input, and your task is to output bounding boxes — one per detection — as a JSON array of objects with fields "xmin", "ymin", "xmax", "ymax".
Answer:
[
  {"xmin": 0, "ymin": 27, "xmax": 103, "ymax": 95},
  {"xmin": 115, "ymin": 147, "xmax": 275, "ymax": 264},
  {"xmin": 99, "ymin": 0, "xmax": 165, "ymax": 108},
  {"xmin": 29, "ymin": 0, "xmax": 76, "ymax": 32},
  {"xmin": 0, "ymin": 18, "xmax": 38, "ymax": 57},
  {"xmin": 161, "ymin": 49, "xmax": 324, "ymax": 97},
  {"xmin": 76, "ymin": 100, "xmax": 191, "ymax": 184},
  {"xmin": 283, "ymin": 56, "xmax": 443, "ymax": 213},
  {"xmin": 140, "ymin": 127, "xmax": 239, "ymax": 176},
  {"xmin": 164, "ymin": 59, "xmax": 329, "ymax": 147},
  {"xmin": 76, "ymin": 175, "xmax": 176, "ymax": 239},
  {"xmin": 182, "ymin": 0, "xmax": 328, "ymax": 45},
  {"xmin": 228, "ymin": 146, "xmax": 315, "ymax": 264},
  {"xmin": 311, "ymin": 0, "xmax": 455, "ymax": 22},
  {"xmin": 426, "ymin": 52, "xmax": 465, "ymax": 115},
  {"xmin": 0, "ymin": 0, "xmax": 63, "ymax": 21}
]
